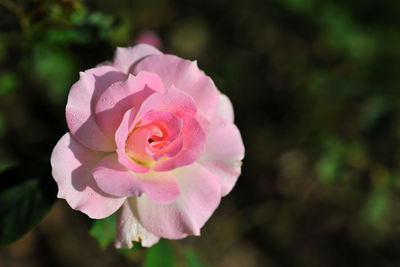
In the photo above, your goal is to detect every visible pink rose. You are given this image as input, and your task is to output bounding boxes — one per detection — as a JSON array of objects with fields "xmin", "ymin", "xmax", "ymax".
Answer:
[{"xmin": 51, "ymin": 44, "xmax": 244, "ymax": 248}]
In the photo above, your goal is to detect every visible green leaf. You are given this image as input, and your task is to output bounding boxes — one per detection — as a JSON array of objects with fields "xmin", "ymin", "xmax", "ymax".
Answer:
[
  {"xmin": 90, "ymin": 213, "xmax": 116, "ymax": 249},
  {"xmin": 0, "ymin": 162, "xmax": 57, "ymax": 245},
  {"xmin": 145, "ymin": 239, "xmax": 175, "ymax": 267}
]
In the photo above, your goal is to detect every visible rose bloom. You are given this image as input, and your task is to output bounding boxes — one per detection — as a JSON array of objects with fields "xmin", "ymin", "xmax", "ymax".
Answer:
[{"xmin": 51, "ymin": 44, "xmax": 244, "ymax": 248}]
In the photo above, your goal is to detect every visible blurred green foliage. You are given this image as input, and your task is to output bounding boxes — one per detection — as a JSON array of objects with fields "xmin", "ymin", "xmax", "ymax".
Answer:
[
  {"xmin": 144, "ymin": 239, "xmax": 175, "ymax": 267},
  {"xmin": 184, "ymin": 249, "xmax": 206, "ymax": 267},
  {"xmin": 0, "ymin": 72, "xmax": 18, "ymax": 95},
  {"xmin": 0, "ymin": 162, "xmax": 56, "ymax": 245},
  {"xmin": 90, "ymin": 213, "xmax": 117, "ymax": 249},
  {"xmin": 1, "ymin": 0, "xmax": 400, "ymax": 266}
]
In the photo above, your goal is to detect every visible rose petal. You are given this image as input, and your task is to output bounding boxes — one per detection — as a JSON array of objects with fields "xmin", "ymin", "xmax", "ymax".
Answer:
[
  {"xmin": 115, "ymin": 201, "xmax": 160, "ymax": 248},
  {"xmin": 133, "ymin": 55, "xmax": 219, "ymax": 122},
  {"xmin": 198, "ymin": 116, "xmax": 244, "ymax": 196},
  {"xmin": 153, "ymin": 114, "xmax": 205, "ymax": 171},
  {"xmin": 129, "ymin": 86, "xmax": 205, "ymax": 171},
  {"xmin": 138, "ymin": 110, "xmax": 183, "ymax": 161},
  {"xmin": 115, "ymin": 107, "xmax": 150, "ymax": 173},
  {"xmin": 113, "ymin": 44, "xmax": 162, "ymax": 74},
  {"xmin": 50, "ymin": 133, "xmax": 125, "ymax": 219},
  {"xmin": 92, "ymin": 154, "xmax": 143, "ymax": 197},
  {"xmin": 216, "ymin": 93, "xmax": 235, "ymax": 123},
  {"xmin": 92, "ymin": 154, "xmax": 180, "ymax": 203},
  {"xmin": 133, "ymin": 85, "xmax": 197, "ymax": 121},
  {"xmin": 95, "ymin": 71, "xmax": 164, "ymax": 138},
  {"xmin": 134, "ymin": 171, "xmax": 180, "ymax": 204},
  {"xmin": 133, "ymin": 163, "xmax": 221, "ymax": 239},
  {"xmin": 66, "ymin": 66, "xmax": 126, "ymax": 151},
  {"xmin": 140, "ymin": 110, "xmax": 182, "ymax": 142},
  {"xmin": 126, "ymin": 127, "xmax": 155, "ymax": 162}
]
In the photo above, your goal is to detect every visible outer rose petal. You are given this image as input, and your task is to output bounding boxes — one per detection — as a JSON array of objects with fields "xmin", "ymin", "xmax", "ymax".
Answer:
[
  {"xmin": 93, "ymin": 154, "xmax": 180, "ymax": 203},
  {"xmin": 113, "ymin": 44, "xmax": 162, "ymax": 74},
  {"xmin": 198, "ymin": 115, "xmax": 244, "ymax": 196},
  {"xmin": 50, "ymin": 133, "xmax": 126, "ymax": 219},
  {"xmin": 95, "ymin": 71, "xmax": 164, "ymax": 138},
  {"xmin": 133, "ymin": 163, "xmax": 221, "ymax": 239},
  {"xmin": 216, "ymin": 93, "xmax": 235, "ymax": 123},
  {"xmin": 115, "ymin": 201, "xmax": 160, "ymax": 248},
  {"xmin": 133, "ymin": 55, "xmax": 219, "ymax": 122},
  {"xmin": 66, "ymin": 66, "xmax": 126, "ymax": 151}
]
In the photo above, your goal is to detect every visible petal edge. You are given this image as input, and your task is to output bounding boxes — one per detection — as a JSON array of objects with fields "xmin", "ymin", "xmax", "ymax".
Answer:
[{"xmin": 51, "ymin": 133, "xmax": 125, "ymax": 219}]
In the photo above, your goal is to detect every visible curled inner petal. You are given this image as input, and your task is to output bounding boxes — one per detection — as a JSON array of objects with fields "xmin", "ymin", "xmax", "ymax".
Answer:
[
  {"xmin": 126, "ymin": 110, "xmax": 183, "ymax": 165},
  {"xmin": 115, "ymin": 107, "xmax": 150, "ymax": 173},
  {"xmin": 116, "ymin": 87, "xmax": 206, "ymax": 172},
  {"xmin": 125, "ymin": 126, "xmax": 155, "ymax": 165}
]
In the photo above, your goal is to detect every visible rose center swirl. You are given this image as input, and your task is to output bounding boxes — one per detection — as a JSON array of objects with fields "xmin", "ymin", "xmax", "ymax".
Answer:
[{"xmin": 125, "ymin": 110, "xmax": 183, "ymax": 167}]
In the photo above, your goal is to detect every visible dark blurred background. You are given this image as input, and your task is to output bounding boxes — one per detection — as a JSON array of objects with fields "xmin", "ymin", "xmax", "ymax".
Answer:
[{"xmin": 1, "ymin": 0, "xmax": 400, "ymax": 266}]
